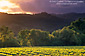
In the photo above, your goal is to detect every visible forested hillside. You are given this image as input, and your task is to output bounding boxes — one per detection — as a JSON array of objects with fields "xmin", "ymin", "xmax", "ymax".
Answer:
[
  {"xmin": 0, "ymin": 18, "xmax": 85, "ymax": 47},
  {"xmin": 0, "ymin": 12, "xmax": 85, "ymax": 34}
]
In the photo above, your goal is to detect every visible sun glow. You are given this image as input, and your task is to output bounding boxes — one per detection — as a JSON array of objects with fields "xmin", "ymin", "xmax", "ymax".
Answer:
[
  {"xmin": 8, "ymin": 12, "xmax": 33, "ymax": 14},
  {"xmin": 0, "ymin": 0, "xmax": 33, "ymax": 14}
]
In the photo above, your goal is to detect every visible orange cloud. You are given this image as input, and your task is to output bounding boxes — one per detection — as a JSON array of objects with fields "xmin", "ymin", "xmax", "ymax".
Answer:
[
  {"xmin": 9, "ymin": 0, "xmax": 33, "ymax": 2},
  {"xmin": 0, "ymin": 0, "xmax": 33, "ymax": 14}
]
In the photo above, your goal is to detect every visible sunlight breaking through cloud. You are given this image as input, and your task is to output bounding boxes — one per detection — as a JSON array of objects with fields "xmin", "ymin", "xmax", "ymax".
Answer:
[{"xmin": 0, "ymin": 0, "xmax": 33, "ymax": 14}]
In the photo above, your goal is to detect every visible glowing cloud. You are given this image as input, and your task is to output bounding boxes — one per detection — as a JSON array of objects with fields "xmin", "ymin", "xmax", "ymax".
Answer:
[
  {"xmin": 9, "ymin": 0, "xmax": 33, "ymax": 3},
  {"xmin": 0, "ymin": 0, "xmax": 19, "ymax": 12},
  {"xmin": 0, "ymin": 0, "xmax": 33, "ymax": 14}
]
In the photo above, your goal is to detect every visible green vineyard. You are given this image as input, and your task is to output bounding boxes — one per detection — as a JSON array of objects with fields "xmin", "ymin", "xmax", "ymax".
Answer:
[{"xmin": 0, "ymin": 46, "xmax": 85, "ymax": 56}]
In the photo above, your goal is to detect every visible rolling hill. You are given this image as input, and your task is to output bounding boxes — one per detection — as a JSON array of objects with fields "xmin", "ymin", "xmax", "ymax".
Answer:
[{"xmin": 0, "ymin": 12, "xmax": 85, "ymax": 34}]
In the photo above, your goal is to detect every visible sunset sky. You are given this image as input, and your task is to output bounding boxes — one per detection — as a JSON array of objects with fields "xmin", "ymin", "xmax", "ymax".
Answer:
[{"xmin": 0, "ymin": 0, "xmax": 85, "ymax": 14}]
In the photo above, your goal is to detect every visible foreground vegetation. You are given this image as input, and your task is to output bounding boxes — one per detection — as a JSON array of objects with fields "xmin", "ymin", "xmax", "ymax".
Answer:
[
  {"xmin": 0, "ymin": 46, "xmax": 85, "ymax": 56},
  {"xmin": 0, "ymin": 18, "xmax": 85, "ymax": 47}
]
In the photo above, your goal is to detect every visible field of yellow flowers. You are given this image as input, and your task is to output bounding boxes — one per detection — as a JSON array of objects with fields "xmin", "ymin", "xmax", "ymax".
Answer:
[{"xmin": 0, "ymin": 46, "xmax": 85, "ymax": 56}]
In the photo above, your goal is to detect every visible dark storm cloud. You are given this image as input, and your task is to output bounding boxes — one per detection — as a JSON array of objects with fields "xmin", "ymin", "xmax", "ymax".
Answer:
[{"xmin": 18, "ymin": 0, "xmax": 85, "ymax": 13}]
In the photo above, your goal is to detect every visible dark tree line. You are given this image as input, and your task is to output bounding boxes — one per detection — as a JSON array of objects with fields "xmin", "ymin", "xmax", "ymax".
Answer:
[{"xmin": 0, "ymin": 18, "xmax": 85, "ymax": 47}]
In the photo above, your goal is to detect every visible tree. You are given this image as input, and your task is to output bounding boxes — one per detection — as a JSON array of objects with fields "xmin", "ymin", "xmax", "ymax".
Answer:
[
  {"xmin": 29, "ymin": 29, "xmax": 50, "ymax": 46},
  {"xmin": 83, "ymin": 18, "xmax": 85, "ymax": 21},
  {"xmin": 52, "ymin": 27, "xmax": 81, "ymax": 46},
  {"xmin": 17, "ymin": 29, "xmax": 31, "ymax": 46},
  {"xmin": 0, "ymin": 26, "xmax": 20, "ymax": 47},
  {"xmin": 70, "ymin": 18, "xmax": 83, "ymax": 30},
  {"xmin": 79, "ymin": 34, "xmax": 85, "ymax": 45},
  {"xmin": 18, "ymin": 29, "xmax": 50, "ymax": 46},
  {"xmin": 68, "ymin": 18, "xmax": 85, "ymax": 34}
]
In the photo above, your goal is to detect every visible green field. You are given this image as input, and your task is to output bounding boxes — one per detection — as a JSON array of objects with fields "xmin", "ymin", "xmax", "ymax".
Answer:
[{"xmin": 0, "ymin": 46, "xmax": 85, "ymax": 56}]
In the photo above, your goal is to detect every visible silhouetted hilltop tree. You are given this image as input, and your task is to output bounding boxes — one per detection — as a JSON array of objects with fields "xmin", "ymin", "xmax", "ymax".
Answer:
[
  {"xmin": 0, "ymin": 12, "xmax": 7, "ymax": 15},
  {"xmin": 40, "ymin": 12, "xmax": 48, "ymax": 14}
]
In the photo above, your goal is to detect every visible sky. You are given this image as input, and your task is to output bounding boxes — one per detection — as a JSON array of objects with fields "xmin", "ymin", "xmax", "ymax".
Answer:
[{"xmin": 0, "ymin": 0, "xmax": 85, "ymax": 14}]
